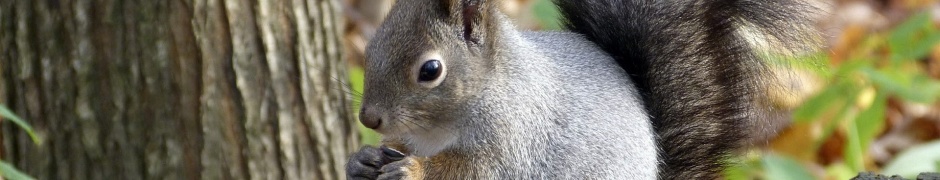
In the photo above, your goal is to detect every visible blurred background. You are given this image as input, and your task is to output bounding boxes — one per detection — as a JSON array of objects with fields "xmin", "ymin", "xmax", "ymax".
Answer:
[
  {"xmin": 343, "ymin": 0, "xmax": 940, "ymax": 179},
  {"xmin": 1, "ymin": 0, "xmax": 939, "ymax": 179}
]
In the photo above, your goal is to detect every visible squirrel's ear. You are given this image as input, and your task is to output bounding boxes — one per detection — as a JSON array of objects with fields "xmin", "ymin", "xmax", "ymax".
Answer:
[{"xmin": 450, "ymin": 0, "xmax": 490, "ymax": 45}]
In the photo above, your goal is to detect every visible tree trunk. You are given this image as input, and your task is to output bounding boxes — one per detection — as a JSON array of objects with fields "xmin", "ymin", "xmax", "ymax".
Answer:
[{"xmin": 0, "ymin": 0, "xmax": 357, "ymax": 179}]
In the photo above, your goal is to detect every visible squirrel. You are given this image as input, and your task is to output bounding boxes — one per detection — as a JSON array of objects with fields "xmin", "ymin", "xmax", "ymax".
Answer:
[{"xmin": 346, "ymin": 0, "xmax": 816, "ymax": 179}]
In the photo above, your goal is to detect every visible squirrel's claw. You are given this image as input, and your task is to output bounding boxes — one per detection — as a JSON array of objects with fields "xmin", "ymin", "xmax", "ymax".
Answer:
[{"xmin": 347, "ymin": 146, "xmax": 384, "ymax": 180}]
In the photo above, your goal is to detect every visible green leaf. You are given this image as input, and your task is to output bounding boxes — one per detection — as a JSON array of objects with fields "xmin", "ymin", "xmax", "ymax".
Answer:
[
  {"xmin": 933, "ymin": 160, "xmax": 940, "ymax": 172},
  {"xmin": 885, "ymin": 11, "xmax": 940, "ymax": 64},
  {"xmin": 0, "ymin": 161, "xmax": 35, "ymax": 180},
  {"xmin": 936, "ymin": 160, "xmax": 940, "ymax": 172},
  {"xmin": 814, "ymin": 86, "xmax": 863, "ymax": 151},
  {"xmin": 723, "ymin": 163, "xmax": 750, "ymax": 180},
  {"xmin": 855, "ymin": 92, "xmax": 886, "ymax": 152},
  {"xmin": 348, "ymin": 66, "xmax": 365, "ymax": 96},
  {"xmin": 723, "ymin": 154, "xmax": 762, "ymax": 180},
  {"xmin": 0, "ymin": 105, "xmax": 40, "ymax": 144},
  {"xmin": 532, "ymin": 0, "xmax": 562, "ymax": 30},
  {"xmin": 883, "ymin": 140, "xmax": 940, "ymax": 179},
  {"xmin": 888, "ymin": 12, "xmax": 931, "ymax": 63},
  {"xmin": 904, "ymin": 32, "xmax": 940, "ymax": 62},
  {"xmin": 844, "ymin": 92, "xmax": 887, "ymax": 171},
  {"xmin": 865, "ymin": 69, "xmax": 940, "ymax": 103},
  {"xmin": 348, "ymin": 66, "xmax": 380, "ymax": 146},
  {"xmin": 826, "ymin": 163, "xmax": 857, "ymax": 180},
  {"xmin": 845, "ymin": 113, "xmax": 865, "ymax": 171},
  {"xmin": 791, "ymin": 90, "xmax": 836, "ymax": 122},
  {"xmin": 792, "ymin": 81, "xmax": 852, "ymax": 123},
  {"xmin": 888, "ymin": 12, "xmax": 927, "ymax": 41},
  {"xmin": 763, "ymin": 154, "xmax": 816, "ymax": 180}
]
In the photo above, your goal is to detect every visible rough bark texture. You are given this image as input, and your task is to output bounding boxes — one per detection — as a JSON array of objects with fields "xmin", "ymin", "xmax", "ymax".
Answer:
[{"xmin": 0, "ymin": 0, "xmax": 357, "ymax": 179}]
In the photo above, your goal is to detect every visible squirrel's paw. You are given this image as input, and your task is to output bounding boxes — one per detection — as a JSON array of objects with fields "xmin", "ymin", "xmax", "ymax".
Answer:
[
  {"xmin": 378, "ymin": 156, "xmax": 425, "ymax": 180},
  {"xmin": 346, "ymin": 146, "xmax": 384, "ymax": 180}
]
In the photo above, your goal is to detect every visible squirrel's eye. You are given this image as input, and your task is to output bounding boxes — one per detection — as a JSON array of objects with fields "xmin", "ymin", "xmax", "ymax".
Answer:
[{"xmin": 418, "ymin": 60, "xmax": 443, "ymax": 82}]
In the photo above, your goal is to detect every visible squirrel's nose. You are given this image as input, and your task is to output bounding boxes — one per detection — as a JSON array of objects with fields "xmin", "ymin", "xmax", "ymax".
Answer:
[{"xmin": 359, "ymin": 106, "xmax": 382, "ymax": 129}]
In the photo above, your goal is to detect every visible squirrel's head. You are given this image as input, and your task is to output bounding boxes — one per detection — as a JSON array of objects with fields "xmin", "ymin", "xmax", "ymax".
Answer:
[{"xmin": 359, "ymin": 0, "xmax": 501, "ymax": 148}]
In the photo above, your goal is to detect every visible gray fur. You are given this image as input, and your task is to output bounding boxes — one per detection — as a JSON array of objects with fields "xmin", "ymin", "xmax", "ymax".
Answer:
[
  {"xmin": 355, "ymin": 0, "xmax": 658, "ymax": 177},
  {"xmin": 442, "ymin": 24, "xmax": 659, "ymax": 178}
]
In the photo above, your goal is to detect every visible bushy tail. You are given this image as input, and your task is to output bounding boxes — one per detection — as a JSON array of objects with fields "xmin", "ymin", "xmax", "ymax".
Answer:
[{"xmin": 554, "ymin": 0, "xmax": 816, "ymax": 179}]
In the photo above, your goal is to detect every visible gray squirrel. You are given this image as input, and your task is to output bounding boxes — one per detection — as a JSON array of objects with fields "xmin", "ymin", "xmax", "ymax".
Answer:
[{"xmin": 346, "ymin": 0, "xmax": 816, "ymax": 179}]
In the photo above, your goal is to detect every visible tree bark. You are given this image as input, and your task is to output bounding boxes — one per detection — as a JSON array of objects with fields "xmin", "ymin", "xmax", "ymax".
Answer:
[{"xmin": 0, "ymin": 0, "xmax": 357, "ymax": 179}]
